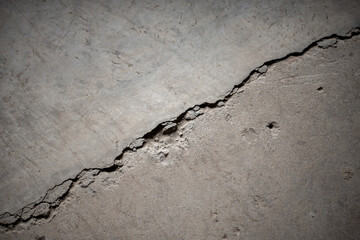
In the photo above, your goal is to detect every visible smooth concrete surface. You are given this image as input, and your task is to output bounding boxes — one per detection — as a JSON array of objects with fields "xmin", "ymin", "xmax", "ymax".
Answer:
[
  {"xmin": 1, "ymin": 0, "xmax": 360, "ymax": 221},
  {"xmin": 1, "ymin": 34, "xmax": 359, "ymax": 240}
]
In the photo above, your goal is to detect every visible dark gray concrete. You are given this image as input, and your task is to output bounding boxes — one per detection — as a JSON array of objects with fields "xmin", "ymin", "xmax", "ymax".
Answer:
[
  {"xmin": 1, "ymin": 33, "xmax": 359, "ymax": 240},
  {"xmin": 1, "ymin": 0, "xmax": 360, "ymax": 215}
]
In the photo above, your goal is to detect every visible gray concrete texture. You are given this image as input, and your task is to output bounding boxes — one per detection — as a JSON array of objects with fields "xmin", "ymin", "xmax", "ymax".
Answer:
[
  {"xmin": 0, "ymin": 0, "xmax": 360, "ymax": 238},
  {"xmin": 1, "ymin": 31, "xmax": 360, "ymax": 240}
]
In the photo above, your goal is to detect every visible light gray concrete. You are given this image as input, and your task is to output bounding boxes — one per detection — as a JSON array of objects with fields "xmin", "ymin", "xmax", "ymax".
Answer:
[
  {"xmin": 1, "ymin": 0, "xmax": 360, "ymax": 218},
  {"xmin": 1, "ymin": 33, "xmax": 359, "ymax": 240}
]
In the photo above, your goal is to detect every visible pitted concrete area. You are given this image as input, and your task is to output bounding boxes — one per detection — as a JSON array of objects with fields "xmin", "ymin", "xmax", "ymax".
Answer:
[
  {"xmin": 1, "ymin": 0, "xmax": 360, "ymax": 216},
  {"xmin": 1, "ymin": 32, "xmax": 359, "ymax": 240}
]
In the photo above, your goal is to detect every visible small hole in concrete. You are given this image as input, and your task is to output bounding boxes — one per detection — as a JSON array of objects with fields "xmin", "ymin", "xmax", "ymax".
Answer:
[
  {"xmin": 267, "ymin": 122, "xmax": 278, "ymax": 129},
  {"xmin": 317, "ymin": 87, "xmax": 323, "ymax": 92}
]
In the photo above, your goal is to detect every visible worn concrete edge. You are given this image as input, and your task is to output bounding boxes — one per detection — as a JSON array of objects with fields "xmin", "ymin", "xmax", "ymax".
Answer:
[{"xmin": 0, "ymin": 26, "xmax": 359, "ymax": 231}]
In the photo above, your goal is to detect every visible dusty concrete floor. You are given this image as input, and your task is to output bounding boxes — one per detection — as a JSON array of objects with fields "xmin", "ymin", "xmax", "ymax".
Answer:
[
  {"xmin": 1, "ymin": 0, "xmax": 360, "ymax": 216},
  {"xmin": 1, "ymin": 33, "xmax": 359, "ymax": 239}
]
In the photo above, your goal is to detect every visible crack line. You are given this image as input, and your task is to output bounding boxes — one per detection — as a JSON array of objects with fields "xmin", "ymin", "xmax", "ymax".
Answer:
[{"xmin": 1, "ymin": 26, "xmax": 359, "ymax": 231}]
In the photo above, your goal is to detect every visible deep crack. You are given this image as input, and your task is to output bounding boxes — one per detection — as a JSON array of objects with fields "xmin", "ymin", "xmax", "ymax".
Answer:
[{"xmin": 1, "ymin": 26, "xmax": 359, "ymax": 231}]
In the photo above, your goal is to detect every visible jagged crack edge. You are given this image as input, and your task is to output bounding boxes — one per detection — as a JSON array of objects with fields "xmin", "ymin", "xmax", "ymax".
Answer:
[{"xmin": 1, "ymin": 26, "xmax": 359, "ymax": 231}]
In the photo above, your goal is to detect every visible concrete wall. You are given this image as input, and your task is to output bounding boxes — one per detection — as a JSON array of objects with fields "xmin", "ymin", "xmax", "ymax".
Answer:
[{"xmin": 0, "ymin": 1, "xmax": 359, "ymax": 239}]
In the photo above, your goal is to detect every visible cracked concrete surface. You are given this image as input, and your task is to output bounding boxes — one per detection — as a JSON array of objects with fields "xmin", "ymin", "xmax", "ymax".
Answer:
[
  {"xmin": 1, "ymin": 1, "xmax": 360, "ymax": 239},
  {"xmin": 1, "ymin": 0, "xmax": 360, "ymax": 217},
  {"xmin": 1, "ymin": 31, "xmax": 360, "ymax": 239},
  {"xmin": 1, "ymin": 29, "xmax": 360, "ymax": 229}
]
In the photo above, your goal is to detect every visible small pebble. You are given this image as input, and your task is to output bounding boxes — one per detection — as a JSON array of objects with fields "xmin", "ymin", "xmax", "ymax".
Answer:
[
  {"xmin": 185, "ymin": 110, "xmax": 197, "ymax": 120},
  {"xmin": 129, "ymin": 138, "xmax": 145, "ymax": 150},
  {"xmin": 317, "ymin": 39, "xmax": 337, "ymax": 49},
  {"xmin": 258, "ymin": 65, "xmax": 268, "ymax": 73},
  {"xmin": 163, "ymin": 123, "xmax": 177, "ymax": 134},
  {"xmin": 33, "ymin": 203, "xmax": 50, "ymax": 218},
  {"xmin": 196, "ymin": 110, "xmax": 204, "ymax": 116},
  {"xmin": 217, "ymin": 101, "xmax": 225, "ymax": 107}
]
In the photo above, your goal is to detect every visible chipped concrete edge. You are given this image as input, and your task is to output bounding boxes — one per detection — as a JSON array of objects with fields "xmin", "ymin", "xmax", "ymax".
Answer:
[{"xmin": 1, "ymin": 26, "xmax": 359, "ymax": 231}]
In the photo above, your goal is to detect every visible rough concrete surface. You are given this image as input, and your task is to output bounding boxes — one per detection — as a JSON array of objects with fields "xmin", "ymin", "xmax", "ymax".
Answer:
[
  {"xmin": 1, "ymin": 0, "xmax": 360, "ymax": 216},
  {"xmin": 1, "ymin": 32, "xmax": 359, "ymax": 239}
]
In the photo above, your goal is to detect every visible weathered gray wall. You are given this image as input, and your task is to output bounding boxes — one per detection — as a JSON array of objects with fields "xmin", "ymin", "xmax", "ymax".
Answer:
[
  {"xmin": 0, "ymin": 1, "xmax": 360, "ymax": 239},
  {"xmin": 2, "ymin": 30, "xmax": 360, "ymax": 240}
]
